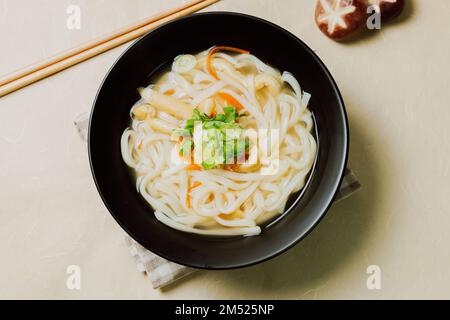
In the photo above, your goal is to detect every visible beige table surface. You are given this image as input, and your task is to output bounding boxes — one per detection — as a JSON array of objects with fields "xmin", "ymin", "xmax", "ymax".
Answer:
[{"xmin": 0, "ymin": 0, "xmax": 449, "ymax": 299}]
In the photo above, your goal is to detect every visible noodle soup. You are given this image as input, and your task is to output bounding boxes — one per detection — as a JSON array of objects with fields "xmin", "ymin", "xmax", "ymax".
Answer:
[{"xmin": 121, "ymin": 46, "xmax": 317, "ymax": 236}]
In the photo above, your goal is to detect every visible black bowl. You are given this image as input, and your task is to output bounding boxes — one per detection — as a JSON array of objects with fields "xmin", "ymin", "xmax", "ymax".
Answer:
[{"xmin": 89, "ymin": 12, "xmax": 349, "ymax": 269}]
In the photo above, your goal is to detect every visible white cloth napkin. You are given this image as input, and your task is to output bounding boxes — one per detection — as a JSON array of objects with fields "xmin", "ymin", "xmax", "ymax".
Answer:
[{"xmin": 75, "ymin": 112, "xmax": 361, "ymax": 289}]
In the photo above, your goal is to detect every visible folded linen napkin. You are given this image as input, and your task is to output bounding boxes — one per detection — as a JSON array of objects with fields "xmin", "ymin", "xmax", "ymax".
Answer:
[{"xmin": 74, "ymin": 112, "xmax": 361, "ymax": 289}]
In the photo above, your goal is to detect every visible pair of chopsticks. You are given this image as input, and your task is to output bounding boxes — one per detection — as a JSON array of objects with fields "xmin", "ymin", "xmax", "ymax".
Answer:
[{"xmin": 0, "ymin": 0, "xmax": 219, "ymax": 98}]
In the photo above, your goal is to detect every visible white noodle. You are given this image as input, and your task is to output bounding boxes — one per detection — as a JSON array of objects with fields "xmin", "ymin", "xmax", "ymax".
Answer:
[{"xmin": 120, "ymin": 49, "xmax": 317, "ymax": 236}]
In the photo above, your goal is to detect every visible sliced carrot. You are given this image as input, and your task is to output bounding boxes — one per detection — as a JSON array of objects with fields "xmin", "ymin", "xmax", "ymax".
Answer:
[
  {"xmin": 207, "ymin": 46, "xmax": 249, "ymax": 80},
  {"xmin": 186, "ymin": 164, "xmax": 202, "ymax": 171},
  {"xmin": 186, "ymin": 179, "xmax": 202, "ymax": 209},
  {"xmin": 186, "ymin": 197, "xmax": 191, "ymax": 209},
  {"xmin": 190, "ymin": 181, "xmax": 202, "ymax": 189},
  {"xmin": 217, "ymin": 92, "xmax": 244, "ymax": 111},
  {"xmin": 186, "ymin": 176, "xmax": 192, "ymax": 208},
  {"xmin": 164, "ymin": 89, "xmax": 175, "ymax": 95}
]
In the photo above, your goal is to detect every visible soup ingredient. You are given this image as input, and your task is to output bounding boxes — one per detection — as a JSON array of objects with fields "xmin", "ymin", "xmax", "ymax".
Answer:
[
  {"xmin": 176, "ymin": 107, "xmax": 249, "ymax": 170},
  {"xmin": 132, "ymin": 105, "xmax": 151, "ymax": 120},
  {"xmin": 199, "ymin": 98, "xmax": 215, "ymax": 117},
  {"xmin": 186, "ymin": 164, "xmax": 203, "ymax": 171},
  {"xmin": 367, "ymin": 0, "xmax": 405, "ymax": 20},
  {"xmin": 138, "ymin": 87, "xmax": 193, "ymax": 119},
  {"xmin": 217, "ymin": 92, "xmax": 245, "ymax": 111},
  {"xmin": 172, "ymin": 54, "xmax": 197, "ymax": 74},
  {"xmin": 207, "ymin": 46, "xmax": 250, "ymax": 80},
  {"xmin": 315, "ymin": 0, "xmax": 367, "ymax": 39}
]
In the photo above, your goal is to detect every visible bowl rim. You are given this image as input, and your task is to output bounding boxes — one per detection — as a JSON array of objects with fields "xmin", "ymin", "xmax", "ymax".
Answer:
[{"xmin": 88, "ymin": 11, "xmax": 349, "ymax": 269}]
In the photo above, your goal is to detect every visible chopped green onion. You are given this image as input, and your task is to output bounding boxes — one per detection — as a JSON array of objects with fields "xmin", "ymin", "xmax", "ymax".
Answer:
[
  {"xmin": 215, "ymin": 114, "xmax": 226, "ymax": 122},
  {"xmin": 173, "ymin": 128, "xmax": 191, "ymax": 138},
  {"xmin": 172, "ymin": 54, "xmax": 197, "ymax": 74},
  {"xmin": 179, "ymin": 140, "xmax": 192, "ymax": 157},
  {"xmin": 172, "ymin": 107, "xmax": 249, "ymax": 170},
  {"xmin": 223, "ymin": 106, "xmax": 237, "ymax": 123},
  {"xmin": 201, "ymin": 159, "xmax": 216, "ymax": 170}
]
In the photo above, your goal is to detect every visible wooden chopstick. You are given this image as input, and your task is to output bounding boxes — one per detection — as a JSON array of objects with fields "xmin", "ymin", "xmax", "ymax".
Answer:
[{"xmin": 0, "ymin": 0, "xmax": 219, "ymax": 98}]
